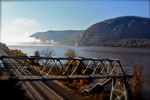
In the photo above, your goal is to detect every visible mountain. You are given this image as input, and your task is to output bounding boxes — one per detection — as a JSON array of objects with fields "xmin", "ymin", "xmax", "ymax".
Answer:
[
  {"xmin": 30, "ymin": 30, "xmax": 83, "ymax": 45},
  {"xmin": 78, "ymin": 16, "xmax": 150, "ymax": 47},
  {"xmin": 30, "ymin": 16, "xmax": 150, "ymax": 47}
]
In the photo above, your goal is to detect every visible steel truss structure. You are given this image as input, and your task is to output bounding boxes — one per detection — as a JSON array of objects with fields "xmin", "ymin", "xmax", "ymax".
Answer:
[{"xmin": 0, "ymin": 55, "xmax": 132, "ymax": 100}]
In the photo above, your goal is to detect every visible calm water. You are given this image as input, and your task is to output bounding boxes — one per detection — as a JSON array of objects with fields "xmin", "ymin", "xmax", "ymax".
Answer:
[
  {"xmin": 8, "ymin": 45, "xmax": 150, "ymax": 68},
  {"xmin": 8, "ymin": 44, "xmax": 150, "ymax": 94}
]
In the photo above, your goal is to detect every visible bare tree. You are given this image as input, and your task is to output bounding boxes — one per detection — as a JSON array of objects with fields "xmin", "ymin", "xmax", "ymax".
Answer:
[
  {"xmin": 40, "ymin": 47, "xmax": 54, "ymax": 57},
  {"xmin": 35, "ymin": 47, "xmax": 54, "ymax": 66}
]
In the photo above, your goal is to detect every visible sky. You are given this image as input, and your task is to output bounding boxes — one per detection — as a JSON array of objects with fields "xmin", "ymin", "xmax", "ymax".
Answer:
[{"xmin": 1, "ymin": 0, "xmax": 150, "ymax": 44}]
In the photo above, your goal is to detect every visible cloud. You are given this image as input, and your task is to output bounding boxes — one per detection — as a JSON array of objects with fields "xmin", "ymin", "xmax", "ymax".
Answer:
[
  {"xmin": 11, "ymin": 18, "xmax": 38, "ymax": 28},
  {"xmin": 10, "ymin": 18, "xmax": 39, "ymax": 34},
  {"xmin": 2, "ymin": 18, "xmax": 42, "ymax": 44}
]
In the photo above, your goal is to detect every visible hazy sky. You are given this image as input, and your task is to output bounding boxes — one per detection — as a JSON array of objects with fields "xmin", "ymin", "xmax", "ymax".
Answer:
[{"xmin": 1, "ymin": 0, "xmax": 150, "ymax": 44}]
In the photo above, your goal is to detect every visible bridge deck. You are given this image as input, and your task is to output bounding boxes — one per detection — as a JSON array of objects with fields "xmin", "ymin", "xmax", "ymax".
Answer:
[{"xmin": 0, "ymin": 74, "xmax": 132, "ymax": 81}]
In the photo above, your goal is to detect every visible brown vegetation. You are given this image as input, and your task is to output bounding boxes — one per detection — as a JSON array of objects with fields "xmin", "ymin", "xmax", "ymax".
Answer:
[
  {"xmin": 131, "ymin": 63, "xmax": 144, "ymax": 99},
  {"xmin": 0, "ymin": 43, "xmax": 27, "ymax": 56}
]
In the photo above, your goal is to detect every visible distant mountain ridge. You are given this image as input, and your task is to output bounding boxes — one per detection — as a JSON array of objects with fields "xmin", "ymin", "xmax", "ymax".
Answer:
[
  {"xmin": 31, "ymin": 16, "xmax": 150, "ymax": 47},
  {"xmin": 30, "ymin": 30, "xmax": 83, "ymax": 45},
  {"xmin": 78, "ymin": 16, "xmax": 150, "ymax": 47}
]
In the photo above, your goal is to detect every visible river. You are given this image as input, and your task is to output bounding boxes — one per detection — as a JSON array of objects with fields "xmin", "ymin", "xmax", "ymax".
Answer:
[{"xmin": 8, "ymin": 44, "xmax": 150, "ymax": 97}]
